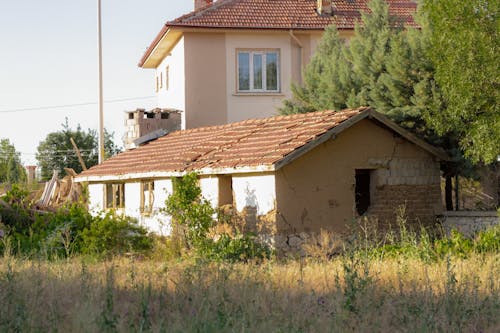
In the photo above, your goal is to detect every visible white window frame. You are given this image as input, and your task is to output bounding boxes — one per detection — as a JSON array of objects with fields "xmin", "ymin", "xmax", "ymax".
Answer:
[
  {"xmin": 237, "ymin": 49, "xmax": 280, "ymax": 93},
  {"xmin": 140, "ymin": 181, "xmax": 155, "ymax": 215}
]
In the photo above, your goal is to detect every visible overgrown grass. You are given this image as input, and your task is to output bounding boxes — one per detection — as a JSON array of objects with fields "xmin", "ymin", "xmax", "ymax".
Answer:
[{"xmin": 0, "ymin": 253, "xmax": 498, "ymax": 332}]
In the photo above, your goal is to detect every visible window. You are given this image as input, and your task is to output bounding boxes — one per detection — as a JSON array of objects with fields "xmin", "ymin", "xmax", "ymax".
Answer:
[
  {"xmin": 155, "ymin": 76, "xmax": 159, "ymax": 92},
  {"xmin": 159, "ymin": 71, "xmax": 163, "ymax": 89},
  {"xmin": 355, "ymin": 169, "xmax": 372, "ymax": 215},
  {"xmin": 105, "ymin": 183, "xmax": 125, "ymax": 209},
  {"xmin": 141, "ymin": 181, "xmax": 155, "ymax": 215},
  {"xmin": 165, "ymin": 66, "xmax": 170, "ymax": 90},
  {"xmin": 237, "ymin": 50, "xmax": 279, "ymax": 92}
]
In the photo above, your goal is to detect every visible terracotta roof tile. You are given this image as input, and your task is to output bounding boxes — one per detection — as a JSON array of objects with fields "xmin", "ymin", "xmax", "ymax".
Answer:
[
  {"xmin": 78, "ymin": 107, "xmax": 370, "ymax": 178},
  {"xmin": 168, "ymin": 0, "xmax": 417, "ymax": 30}
]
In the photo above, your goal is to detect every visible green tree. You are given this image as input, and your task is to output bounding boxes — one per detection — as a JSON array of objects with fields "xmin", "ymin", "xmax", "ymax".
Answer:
[
  {"xmin": 422, "ymin": 0, "xmax": 499, "ymax": 164},
  {"xmin": 0, "ymin": 139, "xmax": 26, "ymax": 184},
  {"xmin": 36, "ymin": 119, "xmax": 120, "ymax": 180},
  {"xmin": 281, "ymin": 0, "xmax": 442, "ymax": 137}
]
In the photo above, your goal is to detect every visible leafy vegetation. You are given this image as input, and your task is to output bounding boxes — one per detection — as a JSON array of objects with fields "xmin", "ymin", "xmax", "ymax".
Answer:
[
  {"xmin": 164, "ymin": 172, "xmax": 271, "ymax": 261},
  {"xmin": 0, "ymin": 185, "xmax": 152, "ymax": 258},
  {"xmin": 422, "ymin": 0, "xmax": 499, "ymax": 164}
]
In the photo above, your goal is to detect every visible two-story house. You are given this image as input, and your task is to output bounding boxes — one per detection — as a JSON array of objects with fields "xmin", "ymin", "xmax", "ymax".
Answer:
[{"xmin": 138, "ymin": 0, "xmax": 417, "ymax": 129}]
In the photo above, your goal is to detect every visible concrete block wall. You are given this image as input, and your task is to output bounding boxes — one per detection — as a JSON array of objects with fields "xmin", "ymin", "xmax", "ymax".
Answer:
[
  {"xmin": 367, "ymin": 158, "xmax": 442, "ymax": 226},
  {"xmin": 440, "ymin": 211, "xmax": 499, "ymax": 237}
]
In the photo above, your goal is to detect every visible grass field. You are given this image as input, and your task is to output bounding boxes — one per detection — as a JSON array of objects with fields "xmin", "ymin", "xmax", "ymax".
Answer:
[{"xmin": 0, "ymin": 253, "xmax": 498, "ymax": 332}]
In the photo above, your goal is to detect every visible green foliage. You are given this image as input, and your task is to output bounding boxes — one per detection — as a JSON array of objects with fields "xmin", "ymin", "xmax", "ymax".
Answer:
[
  {"xmin": 36, "ymin": 119, "xmax": 121, "ymax": 180},
  {"xmin": 164, "ymin": 172, "xmax": 215, "ymax": 249},
  {"xmin": 207, "ymin": 233, "xmax": 271, "ymax": 262},
  {"xmin": 281, "ymin": 0, "xmax": 442, "ymax": 138},
  {"xmin": 163, "ymin": 172, "xmax": 271, "ymax": 261},
  {"xmin": 80, "ymin": 212, "xmax": 152, "ymax": 258},
  {"xmin": 422, "ymin": 0, "xmax": 500, "ymax": 164},
  {"xmin": 0, "ymin": 186, "xmax": 152, "ymax": 258},
  {"xmin": 0, "ymin": 138, "xmax": 26, "ymax": 184}
]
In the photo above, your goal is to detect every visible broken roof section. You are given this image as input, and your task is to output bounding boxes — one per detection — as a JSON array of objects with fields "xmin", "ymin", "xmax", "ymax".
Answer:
[
  {"xmin": 75, "ymin": 107, "xmax": 448, "ymax": 182},
  {"xmin": 139, "ymin": 0, "xmax": 418, "ymax": 67}
]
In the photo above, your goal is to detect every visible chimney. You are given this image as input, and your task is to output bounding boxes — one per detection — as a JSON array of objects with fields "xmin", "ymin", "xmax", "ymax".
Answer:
[
  {"xmin": 194, "ymin": 0, "xmax": 213, "ymax": 10},
  {"xmin": 25, "ymin": 165, "xmax": 37, "ymax": 185},
  {"xmin": 317, "ymin": 0, "xmax": 333, "ymax": 15}
]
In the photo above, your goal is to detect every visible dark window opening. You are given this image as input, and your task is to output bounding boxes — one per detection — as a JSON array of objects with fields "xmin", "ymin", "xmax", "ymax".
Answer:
[
  {"xmin": 128, "ymin": 113, "xmax": 134, "ymax": 120},
  {"xmin": 160, "ymin": 113, "xmax": 169, "ymax": 119},
  {"xmin": 105, "ymin": 183, "xmax": 125, "ymax": 209},
  {"xmin": 144, "ymin": 112, "xmax": 155, "ymax": 119},
  {"xmin": 355, "ymin": 169, "xmax": 371, "ymax": 215},
  {"xmin": 218, "ymin": 175, "xmax": 233, "ymax": 206}
]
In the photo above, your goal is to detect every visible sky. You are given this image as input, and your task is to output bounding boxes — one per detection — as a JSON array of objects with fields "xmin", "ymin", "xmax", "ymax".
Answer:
[{"xmin": 0, "ymin": 0, "xmax": 193, "ymax": 165}]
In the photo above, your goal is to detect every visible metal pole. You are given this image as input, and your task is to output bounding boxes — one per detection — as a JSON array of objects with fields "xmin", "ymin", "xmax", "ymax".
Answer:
[{"xmin": 97, "ymin": 0, "xmax": 105, "ymax": 163}]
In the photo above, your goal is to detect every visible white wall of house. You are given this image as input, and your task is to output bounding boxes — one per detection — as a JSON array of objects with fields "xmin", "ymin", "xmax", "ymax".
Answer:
[
  {"xmin": 200, "ymin": 176, "xmax": 219, "ymax": 208},
  {"xmin": 232, "ymin": 173, "xmax": 276, "ymax": 215},
  {"xmin": 141, "ymin": 179, "xmax": 173, "ymax": 235},
  {"xmin": 157, "ymin": 37, "xmax": 186, "ymax": 128},
  {"xmin": 88, "ymin": 183, "xmax": 104, "ymax": 214}
]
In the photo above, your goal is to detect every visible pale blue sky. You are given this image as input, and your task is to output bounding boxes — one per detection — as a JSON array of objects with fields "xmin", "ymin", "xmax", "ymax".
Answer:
[{"xmin": 0, "ymin": 0, "xmax": 192, "ymax": 164}]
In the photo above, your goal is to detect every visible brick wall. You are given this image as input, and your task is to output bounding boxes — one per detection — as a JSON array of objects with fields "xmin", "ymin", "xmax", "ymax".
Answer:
[{"xmin": 440, "ymin": 211, "xmax": 499, "ymax": 237}]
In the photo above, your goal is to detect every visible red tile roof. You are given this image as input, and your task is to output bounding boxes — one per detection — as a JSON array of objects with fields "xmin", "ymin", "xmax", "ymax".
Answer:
[
  {"xmin": 77, "ymin": 107, "xmax": 371, "ymax": 180},
  {"xmin": 139, "ymin": 0, "xmax": 417, "ymax": 66},
  {"xmin": 169, "ymin": 0, "xmax": 417, "ymax": 30}
]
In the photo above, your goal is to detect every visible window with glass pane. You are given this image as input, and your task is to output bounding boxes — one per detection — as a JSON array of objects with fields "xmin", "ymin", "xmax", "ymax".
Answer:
[
  {"xmin": 238, "ymin": 52, "xmax": 250, "ymax": 91},
  {"xmin": 266, "ymin": 52, "xmax": 278, "ymax": 91},
  {"xmin": 237, "ymin": 50, "xmax": 279, "ymax": 92}
]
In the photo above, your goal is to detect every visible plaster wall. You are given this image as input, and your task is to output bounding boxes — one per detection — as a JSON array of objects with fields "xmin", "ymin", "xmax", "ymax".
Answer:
[
  {"xmin": 275, "ymin": 119, "xmax": 442, "ymax": 234},
  {"xmin": 200, "ymin": 176, "xmax": 219, "ymax": 208},
  {"xmin": 88, "ymin": 184, "xmax": 104, "ymax": 213},
  {"xmin": 157, "ymin": 37, "xmax": 186, "ymax": 125},
  {"xmin": 184, "ymin": 32, "xmax": 227, "ymax": 129},
  {"xmin": 225, "ymin": 32, "xmax": 292, "ymax": 123},
  {"xmin": 232, "ymin": 173, "xmax": 276, "ymax": 215},
  {"xmin": 141, "ymin": 179, "xmax": 173, "ymax": 235}
]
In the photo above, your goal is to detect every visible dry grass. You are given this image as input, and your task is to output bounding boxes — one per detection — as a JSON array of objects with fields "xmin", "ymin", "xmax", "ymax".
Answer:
[{"xmin": 0, "ymin": 253, "xmax": 498, "ymax": 332}]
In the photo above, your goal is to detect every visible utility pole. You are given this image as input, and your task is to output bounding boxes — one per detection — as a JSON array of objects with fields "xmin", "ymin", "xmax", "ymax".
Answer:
[{"xmin": 97, "ymin": 0, "xmax": 105, "ymax": 164}]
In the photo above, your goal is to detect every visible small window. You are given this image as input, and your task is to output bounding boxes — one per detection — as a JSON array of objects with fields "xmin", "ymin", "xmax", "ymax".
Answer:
[
  {"xmin": 144, "ymin": 112, "xmax": 154, "ymax": 119},
  {"xmin": 128, "ymin": 113, "xmax": 134, "ymax": 120},
  {"xmin": 160, "ymin": 113, "xmax": 169, "ymax": 119},
  {"xmin": 159, "ymin": 71, "xmax": 163, "ymax": 89},
  {"xmin": 141, "ymin": 181, "xmax": 155, "ymax": 214},
  {"xmin": 355, "ymin": 169, "xmax": 372, "ymax": 215},
  {"xmin": 237, "ymin": 50, "xmax": 280, "ymax": 92},
  {"xmin": 155, "ymin": 76, "xmax": 159, "ymax": 92},
  {"xmin": 165, "ymin": 66, "xmax": 170, "ymax": 90},
  {"xmin": 105, "ymin": 183, "xmax": 125, "ymax": 209}
]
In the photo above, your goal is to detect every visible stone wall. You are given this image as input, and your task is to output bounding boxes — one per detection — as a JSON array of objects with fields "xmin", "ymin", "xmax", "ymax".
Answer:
[{"xmin": 440, "ymin": 211, "xmax": 499, "ymax": 237}]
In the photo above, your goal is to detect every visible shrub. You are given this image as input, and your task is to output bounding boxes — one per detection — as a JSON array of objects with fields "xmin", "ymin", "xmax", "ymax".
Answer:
[{"xmin": 80, "ymin": 212, "xmax": 153, "ymax": 258}]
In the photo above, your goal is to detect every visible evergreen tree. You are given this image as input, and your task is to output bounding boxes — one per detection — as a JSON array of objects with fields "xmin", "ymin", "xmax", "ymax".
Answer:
[
  {"xmin": 0, "ymin": 139, "xmax": 26, "ymax": 184},
  {"xmin": 281, "ymin": 0, "xmax": 441, "ymax": 137}
]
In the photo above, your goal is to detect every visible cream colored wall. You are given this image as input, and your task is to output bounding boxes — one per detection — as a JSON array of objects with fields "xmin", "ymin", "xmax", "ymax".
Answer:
[
  {"xmin": 225, "ymin": 32, "xmax": 293, "ymax": 122},
  {"xmin": 157, "ymin": 36, "xmax": 186, "ymax": 128},
  {"xmin": 184, "ymin": 32, "xmax": 227, "ymax": 129},
  {"xmin": 275, "ymin": 119, "xmax": 441, "ymax": 234}
]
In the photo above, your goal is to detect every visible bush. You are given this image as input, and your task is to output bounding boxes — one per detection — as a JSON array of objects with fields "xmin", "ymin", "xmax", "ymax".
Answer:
[
  {"xmin": 80, "ymin": 212, "xmax": 153, "ymax": 258},
  {"xmin": 164, "ymin": 172, "xmax": 271, "ymax": 261},
  {"xmin": 0, "ymin": 185, "xmax": 153, "ymax": 259}
]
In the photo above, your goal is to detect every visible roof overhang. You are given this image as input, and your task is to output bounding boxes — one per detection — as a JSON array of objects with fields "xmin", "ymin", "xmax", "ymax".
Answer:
[
  {"xmin": 75, "ymin": 164, "xmax": 275, "ymax": 183},
  {"xmin": 139, "ymin": 27, "xmax": 183, "ymax": 68}
]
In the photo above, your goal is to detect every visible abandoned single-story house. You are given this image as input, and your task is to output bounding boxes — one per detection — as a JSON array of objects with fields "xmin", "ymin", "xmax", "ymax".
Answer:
[{"xmin": 75, "ymin": 107, "xmax": 448, "ymax": 248}]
